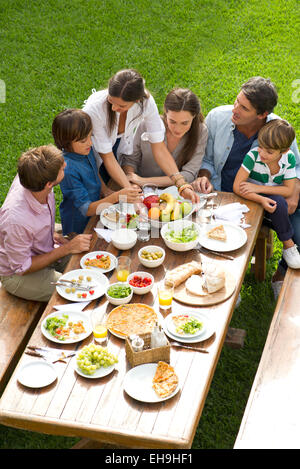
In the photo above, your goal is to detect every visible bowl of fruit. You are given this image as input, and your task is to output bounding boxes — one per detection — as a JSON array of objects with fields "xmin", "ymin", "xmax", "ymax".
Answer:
[
  {"xmin": 142, "ymin": 192, "xmax": 195, "ymax": 228},
  {"xmin": 127, "ymin": 272, "xmax": 154, "ymax": 295},
  {"xmin": 138, "ymin": 245, "xmax": 165, "ymax": 268}
]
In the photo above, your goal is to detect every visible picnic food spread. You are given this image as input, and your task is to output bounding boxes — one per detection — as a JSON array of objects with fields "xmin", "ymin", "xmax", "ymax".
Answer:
[
  {"xmin": 152, "ymin": 361, "xmax": 179, "ymax": 398},
  {"xmin": 143, "ymin": 192, "xmax": 192, "ymax": 222},
  {"xmin": 44, "ymin": 314, "xmax": 86, "ymax": 341},
  {"xmin": 106, "ymin": 304, "xmax": 158, "ymax": 337},
  {"xmin": 84, "ymin": 254, "xmax": 111, "ymax": 269}
]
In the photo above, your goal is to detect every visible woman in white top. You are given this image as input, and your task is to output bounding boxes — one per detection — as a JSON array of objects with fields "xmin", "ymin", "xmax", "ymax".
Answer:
[
  {"xmin": 122, "ymin": 88, "xmax": 208, "ymax": 188},
  {"xmin": 83, "ymin": 69, "xmax": 199, "ymax": 203}
]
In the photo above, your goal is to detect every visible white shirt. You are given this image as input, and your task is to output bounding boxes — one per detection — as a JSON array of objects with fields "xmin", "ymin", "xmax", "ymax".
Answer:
[{"xmin": 83, "ymin": 89, "xmax": 165, "ymax": 162}]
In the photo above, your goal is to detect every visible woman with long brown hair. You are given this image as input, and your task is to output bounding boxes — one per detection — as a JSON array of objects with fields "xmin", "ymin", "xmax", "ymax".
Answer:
[
  {"xmin": 83, "ymin": 70, "xmax": 199, "ymax": 203},
  {"xmin": 122, "ymin": 88, "xmax": 208, "ymax": 188}
]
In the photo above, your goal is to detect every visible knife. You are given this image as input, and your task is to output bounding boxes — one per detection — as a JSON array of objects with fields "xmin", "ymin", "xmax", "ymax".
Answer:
[
  {"xmin": 26, "ymin": 346, "xmax": 76, "ymax": 363},
  {"xmin": 196, "ymin": 244, "xmax": 234, "ymax": 261}
]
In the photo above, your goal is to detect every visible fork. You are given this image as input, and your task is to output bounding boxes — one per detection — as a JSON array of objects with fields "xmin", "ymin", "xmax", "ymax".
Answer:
[{"xmin": 170, "ymin": 341, "xmax": 209, "ymax": 353}]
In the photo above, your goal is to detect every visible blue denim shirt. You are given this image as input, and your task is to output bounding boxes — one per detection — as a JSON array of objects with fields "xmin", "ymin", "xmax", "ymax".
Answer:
[
  {"xmin": 59, "ymin": 148, "xmax": 101, "ymax": 235},
  {"xmin": 200, "ymin": 105, "xmax": 300, "ymax": 190}
]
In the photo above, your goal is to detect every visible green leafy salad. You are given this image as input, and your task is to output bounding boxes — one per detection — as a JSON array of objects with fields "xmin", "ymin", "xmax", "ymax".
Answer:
[
  {"xmin": 176, "ymin": 317, "xmax": 203, "ymax": 335},
  {"xmin": 44, "ymin": 314, "xmax": 69, "ymax": 340},
  {"xmin": 165, "ymin": 225, "xmax": 198, "ymax": 243},
  {"xmin": 107, "ymin": 284, "xmax": 132, "ymax": 298}
]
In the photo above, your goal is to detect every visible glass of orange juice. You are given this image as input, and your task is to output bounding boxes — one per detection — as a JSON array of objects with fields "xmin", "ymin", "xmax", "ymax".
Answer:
[
  {"xmin": 158, "ymin": 281, "xmax": 174, "ymax": 310},
  {"xmin": 116, "ymin": 256, "xmax": 131, "ymax": 282},
  {"xmin": 91, "ymin": 308, "xmax": 108, "ymax": 346}
]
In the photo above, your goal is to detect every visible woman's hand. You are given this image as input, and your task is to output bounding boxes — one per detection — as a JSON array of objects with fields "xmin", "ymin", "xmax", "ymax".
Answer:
[
  {"xmin": 118, "ymin": 186, "xmax": 143, "ymax": 204},
  {"xmin": 191, "ymin": 176, "xmax": 213, "ymax": 194},
  {"xmin": 127, "ymin": 172, "xmax": 143, "ymax": 187},
  {"xmin": 180, "ymin": 187, "xmax": 200, "ymax": 204}
]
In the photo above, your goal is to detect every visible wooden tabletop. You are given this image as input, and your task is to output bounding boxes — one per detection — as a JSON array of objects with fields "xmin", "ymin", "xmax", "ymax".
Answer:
[{"xmin": 0, "ymin": 192, "xmax": 264, "ymax": 449}]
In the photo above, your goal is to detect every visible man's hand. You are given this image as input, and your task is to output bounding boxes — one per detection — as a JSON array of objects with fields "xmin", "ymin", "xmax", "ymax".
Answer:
[
  {"xmin": 66, "ymin": 234, "xmax": 92, "ymax": 254},
  {"xmin": 191, "ymin": 176, "xmax": 213, "ymax": 194}
]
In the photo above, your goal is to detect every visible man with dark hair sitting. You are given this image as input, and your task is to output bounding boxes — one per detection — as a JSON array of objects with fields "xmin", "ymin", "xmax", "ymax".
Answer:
[
  {"xmin": 192, "ymin": 77, "xmax": 300, "ymax": 297},
  {"xmin": 0, "ymin": 144, "xmax": 92, "ymax": 302}
]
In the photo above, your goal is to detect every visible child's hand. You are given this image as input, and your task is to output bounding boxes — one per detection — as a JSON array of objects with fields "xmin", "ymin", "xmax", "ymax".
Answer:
[
  {"xmin": 118, "ymin": 186, "xmax": 142, "ymax": 203},
  {"xmin": 239, "ymin": 182, "xmax": 260, "ymax": 195},
  {"xmin": 261, "ymin": 197, "xmax": 277, "ymax": 213}
]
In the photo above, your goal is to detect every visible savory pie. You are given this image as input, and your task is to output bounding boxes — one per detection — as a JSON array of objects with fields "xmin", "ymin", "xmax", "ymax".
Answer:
[
  {"xmin": 207, "ymin": 224, "xmax": 227, "ymax": 241},
  {"xmin": 105, "ymin": 303, "xmax": 157, "ymax": 337},
  {"xmin": 152, "ymin": 361, "xmax": 179, "ymax": 398},
  {"xmin": 165, "ymin": 260, "xmax": 202, "ymax": 288}
]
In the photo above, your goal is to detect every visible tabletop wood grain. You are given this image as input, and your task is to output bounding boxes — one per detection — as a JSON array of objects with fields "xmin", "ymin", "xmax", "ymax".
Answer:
[{"xmin": 0, "ymin": 192, "xmax": 264, "ymax": 449}]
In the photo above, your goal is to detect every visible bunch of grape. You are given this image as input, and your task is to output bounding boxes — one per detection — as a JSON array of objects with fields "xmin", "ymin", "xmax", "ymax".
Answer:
[{"xmin": 77, "ymin": 343, "xmax": 118, "ymax": 375}]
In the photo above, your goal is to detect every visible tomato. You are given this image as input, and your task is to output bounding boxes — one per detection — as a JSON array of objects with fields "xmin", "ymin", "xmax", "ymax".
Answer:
[
  {"xmin": 129, "ymin": 276, "xmax": 152, "ymax": 288},
  {"xmin": 82, "ymin": 293, "xmax": 87, "ymax": 298},
  {"xmin": 89, "ymin": 290, "xmax": 95, "ymax": 295}
]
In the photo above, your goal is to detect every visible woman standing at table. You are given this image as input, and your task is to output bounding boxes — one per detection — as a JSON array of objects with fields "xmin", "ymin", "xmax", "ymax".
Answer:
[
  {"xmin": 83, "ymin": 69, "xmax": 199, "ymax": 203},
  {"xmin": 122, "ymin": 88, "xmax": 208, "ymax": 189}
]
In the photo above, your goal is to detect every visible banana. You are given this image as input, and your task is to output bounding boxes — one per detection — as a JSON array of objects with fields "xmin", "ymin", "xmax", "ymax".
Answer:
[
  {"xmin": 171, "ymin": 200, "xmax": 182, "ymax": 220},
  {"xmin": 159, "ymin": 193, "xmax": 175, "ymax": 215}
]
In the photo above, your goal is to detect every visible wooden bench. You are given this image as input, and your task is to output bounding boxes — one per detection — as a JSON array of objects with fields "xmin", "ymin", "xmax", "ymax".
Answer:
[
  {"xmin": 234, "ymin": 268, "xmax": 300, "ymax": 449},
  {"xmin": 0, "ymin": 283, "xmax": 45, "ymax": 394}
]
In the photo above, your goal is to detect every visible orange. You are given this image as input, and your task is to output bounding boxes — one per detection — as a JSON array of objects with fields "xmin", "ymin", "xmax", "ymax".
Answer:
[{"xmin": 148, "ymin": 207, "xmax": 160, "ymax": 220}]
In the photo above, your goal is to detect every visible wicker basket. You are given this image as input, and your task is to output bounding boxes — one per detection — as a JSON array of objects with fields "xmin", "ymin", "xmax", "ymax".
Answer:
[{"xmin": 125, "ymin": 332, "xmax": 170, "ymax": 367}]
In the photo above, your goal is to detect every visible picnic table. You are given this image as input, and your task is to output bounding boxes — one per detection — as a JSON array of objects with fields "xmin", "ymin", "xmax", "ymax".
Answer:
[{"xmin": 0, "ymin": 192, "xmax": 264, "ymax": 449}]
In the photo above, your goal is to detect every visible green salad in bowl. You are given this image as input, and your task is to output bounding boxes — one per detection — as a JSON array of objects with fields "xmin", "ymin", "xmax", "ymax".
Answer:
[{"xmin": 161, "ymin": 220, "xmax": 199, "ymax": 252}]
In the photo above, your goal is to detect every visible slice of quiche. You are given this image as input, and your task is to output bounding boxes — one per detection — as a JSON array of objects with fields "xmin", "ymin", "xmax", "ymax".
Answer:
[{"xmin": 207, "ymin": 224, "xmax": 227, "ymax": 241}]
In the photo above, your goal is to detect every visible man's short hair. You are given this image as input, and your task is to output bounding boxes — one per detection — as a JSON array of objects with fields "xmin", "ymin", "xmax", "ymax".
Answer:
[
  {"xmin": 18, "ymin": 144, "xmax": 64, "ymax": 192},
  {"xmin": 241, "ymin": 77, "xmax": 278, "ymax": 115}
]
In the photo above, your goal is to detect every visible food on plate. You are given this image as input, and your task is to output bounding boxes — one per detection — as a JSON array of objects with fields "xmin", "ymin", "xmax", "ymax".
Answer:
[
  {"xmin": 129, "ymin": 275, "xmax": 152, "ymax": 288},
  {"xmin": 203, "ymin": 265, "xmax": 226, "ymax": 293},
  {"xmin": 44, "ymin": 314, "xmax": 86, "ymax": 341},
  {"xmin": 103, "ymin": 210, "xmax": 120, "ymax": 223},
  {"xmin": 84, "ymin": 254, "xmax": 111, "ymax": 270},
  {"xmin": 207, "ymin": 224, "xmax": 227, "ymax": 241},
  {"xmin": 164, "ymin": 224, "xmax": 198, "ymax": 243},
  {"xmin": 140, "ymin": 249, "xmax": 163, "ymax": 261},
  {"xmin": 103, "ymin": 210, "xmax": 138, "ymax": 228},
  {"xmin": 172, "ymin": 314, "xmax": 203, "ymax": 335},
  {"xmin": 165, "ymin": 260, "xmax": 202, "ymax": 288},
  {"xmin": 61, "ymin": 274, "xmax": 96, "ymax": 298},
  {"xmin": 106, "ymin": 303, "xmax": 157, "ymax": 337},
  {"xmin": 107, "ymin": 284, "xmax": 132, "ymax": 298},
  {"xmin": 152, "ymin": 361, "xmax": 179, "ymax": 398},
  {"xmin": 76, "ymin": 343, "xmax": 118, "ymax": 375},
  {"xmin": 143, "ymin": 192, "xmax": 192, "ymax": 222}
]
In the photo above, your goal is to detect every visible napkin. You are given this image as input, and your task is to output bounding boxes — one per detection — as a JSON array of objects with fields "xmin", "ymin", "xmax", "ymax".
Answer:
[
  {"xmin": 53, "ymin": 300, "xmax": 92, "ymax": 312},
  {"xmin": 213, "ymin": 203, "xmax": 250, "ymax": 228},
  {"xmin": 94, "ymin": 228, "xmax": 113, "ymax": 243}
]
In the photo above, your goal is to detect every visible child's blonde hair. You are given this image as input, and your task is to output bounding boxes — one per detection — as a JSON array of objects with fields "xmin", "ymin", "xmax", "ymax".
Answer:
[{"xmin": 258, "ymin": 119, "xmax": 295, "ymax": 152}]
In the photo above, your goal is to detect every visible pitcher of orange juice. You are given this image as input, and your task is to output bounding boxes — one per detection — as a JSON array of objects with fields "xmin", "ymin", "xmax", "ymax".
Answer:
[{"xmin": 116, "ymin": 256, "xmax": 131, "ymax": 282}]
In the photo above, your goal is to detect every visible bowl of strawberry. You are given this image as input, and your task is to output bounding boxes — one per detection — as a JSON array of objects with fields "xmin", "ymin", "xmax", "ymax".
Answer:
[{"xmin": 127, "ymin": 272, "xmax": 154, "ymax": 295}]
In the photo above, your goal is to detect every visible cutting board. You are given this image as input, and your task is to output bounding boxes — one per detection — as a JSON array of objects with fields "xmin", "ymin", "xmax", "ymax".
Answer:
[{"xmin": 173, "ymin": 271, "xmax": 236, "ymax": 306}]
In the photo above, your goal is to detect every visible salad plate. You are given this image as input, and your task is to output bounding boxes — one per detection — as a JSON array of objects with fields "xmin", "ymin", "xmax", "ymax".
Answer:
[
  {"xmin": 56, "ymin": 269, "xmax": 109, "ymax": 302},
  {"xmin": 80, "ymin": 251, "xmax": 117, "ymax": 273},
  {"xmin": 41, "ymin": 310, "xmax": 92, "ymax": 344},
  {"xmin": 165, "ymin": 312, "xmax": 206, "ymax": 339},
  {"xmin": 163, "ymin": 311, "xmax": 214, "ymax": 344}
]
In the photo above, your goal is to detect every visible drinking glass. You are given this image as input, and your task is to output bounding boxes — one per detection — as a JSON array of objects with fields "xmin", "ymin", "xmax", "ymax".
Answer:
[
  {"xmin": 116, "ymin": 256, "xmax": 131, "ymax": 282},
  {"xmin": 158, "ymin": 281, "xmax": 174, "ymax": 310},
  {"xmin": 91, "ymin": 308, "xmax": 108, "ymax": 346}
]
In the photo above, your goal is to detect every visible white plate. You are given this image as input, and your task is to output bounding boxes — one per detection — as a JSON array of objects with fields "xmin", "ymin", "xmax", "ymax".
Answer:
[
  {"xmin": 100, "ymin": 203, "xmax": 137, "ymax": 230},
  {"xmin": 123, "ymin": 363, "xmax": 180, "ymax": 403},
  {"xmin": 18, "ymin": 360, "xmax": 57, "ymax": 388},
  {"xmin": 198, "ymin": 222, "xmax": 247, "ymax": 252},
  {"xmin": 165, "ymin": 312, "xmax": 206, "ymax": 339},
  {"xmin": 163, "ymin": 311, "xmax": 214, "ymax": 343},
  {"xmin": 80, "ymin": 251, "xmax": 117, "ymax": 273},
  {"xmin": 73, "ymin": 356, "xmax": 116, "ymax": 379},
  {"xmin": 41, "ymin": 310, "xmax": 92, "ymax": 344},
  {"xmin": 56, "ymin": 269, "xmax": 109, "ymax": 302}
]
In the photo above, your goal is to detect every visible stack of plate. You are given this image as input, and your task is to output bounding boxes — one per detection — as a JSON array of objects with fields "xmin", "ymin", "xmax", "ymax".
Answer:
[{"xmin": 163, "ymin": 311, "xmax": 214, "ymax": 343}]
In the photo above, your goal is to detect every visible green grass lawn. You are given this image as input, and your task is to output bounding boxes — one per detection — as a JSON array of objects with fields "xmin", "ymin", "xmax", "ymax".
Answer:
[{"xmin": 0, "ymin": 0, "xmax": 299, "ymax": 449}]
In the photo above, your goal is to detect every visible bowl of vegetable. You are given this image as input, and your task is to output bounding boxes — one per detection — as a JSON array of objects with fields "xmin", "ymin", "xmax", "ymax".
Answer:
[
  {"xmin": 160, "ymin": 220, "xmax": 200, "ymax": 252},
  {"xmin": 127, "ymin": 271, "xmax": 154, "ymax": 295},
  {"xmin": 111, "ymin": 229, "xmax": 137, "ymax": 250},
  {"xmin": 105, "ymin": 282, "xmax": 133, "ymax": 305},
  {"xmin": 138, "ymin": 245, "xmax": 165, "ymax": 268}
]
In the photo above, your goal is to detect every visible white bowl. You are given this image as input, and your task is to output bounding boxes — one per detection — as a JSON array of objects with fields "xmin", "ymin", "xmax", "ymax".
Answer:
[
  {"xmin": 138, "ymin": 245, "xmax": 165, "ymax": 268},
  {"xmin": 127, "ymin": 271, "xmax": 154, "ymax": 295},
  {"xmin": 105, "ymin": 282, "xmax": 133, "ymax": 305},
  {"xmin": 161, "ymin": 219, "xmax": 200, "ymax": 252},
  {"xmin": 111, "ymin": 229, "xmax": 137, "ymax": 250}
]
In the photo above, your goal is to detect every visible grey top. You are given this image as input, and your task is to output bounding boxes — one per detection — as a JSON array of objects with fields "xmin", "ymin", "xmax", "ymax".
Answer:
[{"xmin": 121, "ymin": 119, "xmax": 208, "ymax": 183}]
